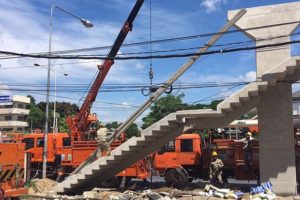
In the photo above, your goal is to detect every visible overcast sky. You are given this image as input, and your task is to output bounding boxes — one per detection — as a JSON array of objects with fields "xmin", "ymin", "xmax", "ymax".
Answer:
[{"xmin": 0, "ymin": 0, "xmax": 300, "ymax": 125}]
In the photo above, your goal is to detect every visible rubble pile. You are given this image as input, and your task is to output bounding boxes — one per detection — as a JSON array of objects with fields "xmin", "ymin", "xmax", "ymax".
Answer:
[
  {"xmin": 22, "ymin": 179, "xmax": 286, "ymax": 200},
  {"xmin": 27, "ymin": 179, "xmax": 58, "ymax": 195}
]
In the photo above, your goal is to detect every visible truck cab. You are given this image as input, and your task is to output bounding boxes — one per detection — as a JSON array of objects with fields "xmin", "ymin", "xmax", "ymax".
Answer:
[
  {"xmin": 153, "ymin": 134, "xmax": 203, "ymax": 188},
  {"xmin": 21, "ymin": 133, "xmax": 70, "ymax": 177}
]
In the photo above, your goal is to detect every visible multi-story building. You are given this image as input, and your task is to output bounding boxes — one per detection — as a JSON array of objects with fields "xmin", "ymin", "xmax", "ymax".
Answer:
[{"xmin": 0, "ymin": 95, "xmax": 30, "ymax": 132}]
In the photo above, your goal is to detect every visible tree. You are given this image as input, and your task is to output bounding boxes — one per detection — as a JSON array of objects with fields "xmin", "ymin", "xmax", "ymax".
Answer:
[
  {"xmin": 142, "ymin": 94, "xmax": 187, "ymax": 129},
  {"xmin": 125, "ymin": 123, "xmax": 140, "ymax": 138},
  {"xmin": 105, "ymin": 121, "xmax": 119, "ymax": 130},
  {"xmin": 58, "ymin": 117, "xmax": 69, "ymax": 133},
  {"xmin": 27, "ymin": 95, "xmax": 44, "ymax": 131},
  {"xmin": 210, "ymin": 100, "xmax": 223, "ymax": 110},
  {"xmin": 36, "ymin": 101, "xmax": 79, "ymax": 132},
  {"xmin": 105, "ymin": 121, "xmax": 140, "ymax": 139},
  {"xmin": 141, "ymin": 94, "xmax": 225, "ymax": 129}
]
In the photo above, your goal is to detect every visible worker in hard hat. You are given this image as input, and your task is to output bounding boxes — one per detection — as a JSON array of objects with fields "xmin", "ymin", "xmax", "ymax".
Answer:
[
  {"xmin": 96, "ymin": 123, "xmax": 111, "ymax": 157},
  {"xmin": 235, "ymin": 131, "xmax": 256, "ymax": 171},
  {"xmin": 209, "ymin": 151, "xmax": 224, "ymax": 185}
]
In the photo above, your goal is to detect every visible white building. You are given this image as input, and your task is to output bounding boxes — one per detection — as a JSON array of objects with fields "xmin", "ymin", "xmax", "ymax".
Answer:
[{"xmin": 0, "ymin": 95, "xmax": 30, "ymax": 132}]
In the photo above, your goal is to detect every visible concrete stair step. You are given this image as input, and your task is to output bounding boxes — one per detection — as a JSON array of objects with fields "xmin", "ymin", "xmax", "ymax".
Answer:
[
  {"xmin": 257, "ymin": 82, "xmax": 268, "ymax": 92},
  {"xmin": 176, "ymin": 109, "xmax": 222, "ymax": 118}
]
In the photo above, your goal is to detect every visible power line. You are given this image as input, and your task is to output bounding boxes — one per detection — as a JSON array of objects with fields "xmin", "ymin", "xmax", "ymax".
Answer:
[
  {"xmin": 0, "ymin": 82, "xmax": 250, "ymax": 93},
  {"xmin": 0, "ymin": 60, "xmax": 99, "ymax": 69},
  {"xmin": 2, "ymin": 19, "xmax": 300, "ymax": 60},
  {"xmin": 24, "ymin": 91, "xmax": 140, "ymax": 108},
  {"xmin": 1, "ymin": 39, "xmax": 299, "ymax": 60}
]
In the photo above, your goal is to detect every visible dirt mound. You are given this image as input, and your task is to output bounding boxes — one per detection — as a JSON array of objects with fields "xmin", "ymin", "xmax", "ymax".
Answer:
[{"xmin": 27, "ymin": 178, "xmax": 58, "ymax": 195}]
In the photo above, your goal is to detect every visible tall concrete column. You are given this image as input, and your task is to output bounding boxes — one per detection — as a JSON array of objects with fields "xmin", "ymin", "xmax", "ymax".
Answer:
[{"xmin": 228, "ymin": 2, "xmax": 300, "ymax": 195}]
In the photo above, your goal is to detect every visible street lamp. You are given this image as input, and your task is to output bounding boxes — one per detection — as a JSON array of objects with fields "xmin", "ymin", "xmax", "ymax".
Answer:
[
  {"xmin": 43, "ymin": 5, "xmax": 93, "ymax": 179},
  {"xmin": 34, "ymin": 63, "xmax": 68, "ymax": 133},
  {"xmin": 53, "ymin": 65, "xmax": 69, "ymax": 133}
]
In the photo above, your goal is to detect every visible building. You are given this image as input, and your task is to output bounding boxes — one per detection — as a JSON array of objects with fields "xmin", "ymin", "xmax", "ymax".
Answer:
[{"xmin": 0, "ymin": 95, "xmax": 30, "ymax": 132}]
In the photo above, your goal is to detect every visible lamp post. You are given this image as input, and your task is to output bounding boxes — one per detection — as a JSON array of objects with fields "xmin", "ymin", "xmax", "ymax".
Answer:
[
  {"xmin": 53, "ymin": 65, "xmax": 69, "ymax": 133},
  {"xmin": 34, "ymin": 63, "xmax": 68, "ymax": 133},
  {"xmin": 43, "ymin": 5, "xmax": 93, "ymax": 179}
]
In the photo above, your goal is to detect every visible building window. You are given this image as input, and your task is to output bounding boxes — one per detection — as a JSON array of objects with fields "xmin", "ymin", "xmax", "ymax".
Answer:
[
  {"xmin": 17, "ymin": 104, "xmax": 24, "ymax": 109},
  {"xmin": 180, "ymin": 139, "xmax": 193, "ymax": 152},
  {"xmin": 17, "ymin": 116, "xmax": 25, "ymax": 121},
  {"xmin": 4, "ymin": 116, "xmax": 12, "ymax": 121},
  {"xmin": 17, "ymin": 128, "xmax": 23, "ymax": 131}
]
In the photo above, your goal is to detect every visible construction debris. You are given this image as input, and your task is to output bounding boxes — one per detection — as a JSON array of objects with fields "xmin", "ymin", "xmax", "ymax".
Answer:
[{"xmin": 27, "ymin": 179, "xmax": 58, "ymax": 195}]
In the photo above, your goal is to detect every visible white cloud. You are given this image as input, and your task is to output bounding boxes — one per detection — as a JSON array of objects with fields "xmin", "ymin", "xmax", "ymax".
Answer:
[
  {"xmin": 201, "ymin": 0, "xmax": 227, "ymax": 13},
  {"xmin": 134, "ymin": 63, "xmax": 144, "ymax": 70},
  {"xmin": 238, "ymin": 71, "xmax": 256, "ymax": 82},
  {"xmin": 181, "ymin": 70, "xmax": 257, "ymax": 83}
]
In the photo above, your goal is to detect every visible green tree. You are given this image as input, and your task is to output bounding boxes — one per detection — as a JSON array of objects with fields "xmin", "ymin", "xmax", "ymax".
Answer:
[
  {"xmin": 105, "ymin": 121, "xmax": 119, "ymax": 130},
  {"xmin": 210, "ymin": 99, "xmax": 223, "ymax": 110},
  {"xmin": 105, "ymin": 121, "xmax": 140, "ymax": 139},
  {"xmin": 58, "ymin": 117, "xmax": 69, "ymax": 132},
  {"xmin": 37, "ymin": 101, "xmax": 79, "ymax": 132},
  {"xmin": 142, "ymin": 94, "xmax": 187, "ymax": 129},
  {"xmin": 27, "ymin": 95, "xmax": 44, "ymax": 131},
  {"xmin": 141, "ymin": 94, "xmax": 225, "ymax": 129},
  {"xmin": 125, "ymin": 123, "xmax": 140, "ymax": 138}
]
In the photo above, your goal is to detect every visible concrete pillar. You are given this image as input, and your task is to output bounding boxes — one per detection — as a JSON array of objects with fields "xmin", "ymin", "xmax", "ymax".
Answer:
[{"xmin": 228, "ymin": 2, "xmax": 300, "ymax": 195}]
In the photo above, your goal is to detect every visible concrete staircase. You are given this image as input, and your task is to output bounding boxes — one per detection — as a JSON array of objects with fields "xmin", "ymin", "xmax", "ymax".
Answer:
[{"xmin": 54, "ymin": 56, "xmax": 300, "ymax": 194}]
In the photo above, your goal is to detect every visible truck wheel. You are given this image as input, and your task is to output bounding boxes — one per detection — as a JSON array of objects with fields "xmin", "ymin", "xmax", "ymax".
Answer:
[{"xmin": 165, "ymin": 168, "xmax": 187, "ymax": 189}]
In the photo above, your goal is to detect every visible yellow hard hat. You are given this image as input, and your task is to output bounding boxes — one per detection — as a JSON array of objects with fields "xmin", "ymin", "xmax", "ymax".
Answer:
[
  {"xmin": 246, "ymin": 132, "xmax": 252, "ymax": 136},
  {"xmin": 212, "ymin": 151, "xmax": 218, "ymax": 156}
]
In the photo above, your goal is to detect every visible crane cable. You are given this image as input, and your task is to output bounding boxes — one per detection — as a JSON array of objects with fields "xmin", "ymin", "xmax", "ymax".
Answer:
[
  {"xmin": 142, "ymin": 0, "xmax": 172, "ymax": 97},
  {"xmin": 149, "ymin": 0, "xmax": 154, "ymax": 92}
]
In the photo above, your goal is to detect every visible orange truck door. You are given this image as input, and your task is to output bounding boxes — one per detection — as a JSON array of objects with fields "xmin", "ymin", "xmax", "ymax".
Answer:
[
  {"xmin": 153, "ymin": 140, "xmax": 179, "ymax": 170},
  {"xmin": 176, "ymin": 138, "xmax": 199, "ymax": 166}
]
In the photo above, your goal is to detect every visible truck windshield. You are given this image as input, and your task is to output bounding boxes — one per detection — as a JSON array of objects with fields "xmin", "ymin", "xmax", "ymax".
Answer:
[
  {"xmin": 36, "ymin": 138, "xmax": 44, "ymax": 147},
  {"xmin": 22, "ymin": 138, "xmax": 34, "ymax": 150},
  {"xmin": 63, "ymin": 137, "xmax": 71, "ymax": 146}
]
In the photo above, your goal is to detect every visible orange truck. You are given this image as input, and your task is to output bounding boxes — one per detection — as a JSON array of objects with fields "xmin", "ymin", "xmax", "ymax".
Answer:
[
  {"xmin": 0, "ymin": 142, "xmax": 28, "ymax": 198},
  {"xmin": 59, "ymin": 135, "xmax": 150, "ymax": 186},
  {"xmin": 20, "ymin": 132, "xmax": 150, "ymax": 186},
  {"xmin": 21, "ymin": 132, "xmax": 70, "ymax": 179},
  {"xmin": 152, "ymin": 133, "xmax": 259, "ymax": 188}
]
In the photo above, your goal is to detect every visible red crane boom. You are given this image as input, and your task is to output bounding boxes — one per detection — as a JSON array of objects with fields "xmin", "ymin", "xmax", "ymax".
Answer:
[{"xmin": 66, "ymin": 0, "xmax": 144, "ymax": 141}]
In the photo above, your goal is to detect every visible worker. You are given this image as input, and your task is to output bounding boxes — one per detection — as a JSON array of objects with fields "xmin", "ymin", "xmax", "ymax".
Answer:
[
  {"xmin": 96, "ymin": 123, "xmax": 111, "ymax": 157},
  {"xmin": 235, "ymin": 131, "xmax": 256, "ymax": 170},
  {"xmin": 209, "ymin": 151, "xmax": 224, "ymax": 185}
]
